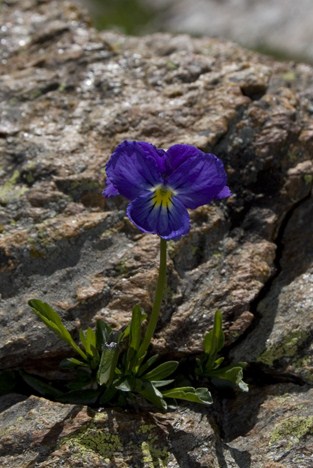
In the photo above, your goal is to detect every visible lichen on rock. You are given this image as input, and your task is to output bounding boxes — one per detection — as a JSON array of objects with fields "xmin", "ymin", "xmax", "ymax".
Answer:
[{"xmin": 1, "ymin": 0, "xmax": 313, "ymax": 466}]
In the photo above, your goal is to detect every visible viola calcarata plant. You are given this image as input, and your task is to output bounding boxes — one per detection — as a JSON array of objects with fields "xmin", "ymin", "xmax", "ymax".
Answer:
[{"xmin": 26, "ymin": 141, "xmax": 248, "ymax": 409}]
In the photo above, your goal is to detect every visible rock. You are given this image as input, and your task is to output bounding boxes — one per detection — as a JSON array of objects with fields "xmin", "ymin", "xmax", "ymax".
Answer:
[
  {"xmin": 232, "ymin": 194, "xmax": 313, "ymax": 384},
  {"xmin": 140, "ymin": 0, "xmax": 313, "ymax": 64},
  {"xmin": 0, "ymin": 0, "xmax": 313, "ymax": 466},
  {"xmin": 0, "ymin": 395, "xmax": 78, "ymax": 467},
  {"xmin": 0, "ymin": 394, "xmax": 218, "ymax": 467},
  {"xmin": 223, "ymin": 384, "xmax": 313, "ymax": 467},
  {"xmin": 2, "ymin": 387, "xmax": 313, "ymax": 467}
]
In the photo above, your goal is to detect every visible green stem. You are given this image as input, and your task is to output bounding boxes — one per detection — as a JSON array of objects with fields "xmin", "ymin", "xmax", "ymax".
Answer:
[{"xmin": 138, "ymin": 238, "xmax": 167, "ymax": 360}]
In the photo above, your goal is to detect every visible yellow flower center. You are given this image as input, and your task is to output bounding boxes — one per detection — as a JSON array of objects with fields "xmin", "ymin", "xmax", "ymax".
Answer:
[{"xmin": 152, "ymin": 185, "xmax": 174, "ymax": 209}]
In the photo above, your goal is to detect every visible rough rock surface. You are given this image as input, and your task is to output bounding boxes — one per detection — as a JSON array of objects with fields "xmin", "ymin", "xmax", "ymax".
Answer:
[{"xmin": 0, "ymin": 0, "xmax": 313, "ymax": 466}]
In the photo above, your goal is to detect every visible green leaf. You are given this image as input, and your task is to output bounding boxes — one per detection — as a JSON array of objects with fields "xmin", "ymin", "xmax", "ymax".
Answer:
[
  {"xmin": 213, "ymin": 357, "xmax": 225, "ymax": 368},
  {"xmin": 79, "ymin": 329, "xmax": 88, "ymax": 355},
  {"xmin": 98, "ymin": 386, "xmax": 117, "ymax": 405},
  {"xmin": 125, "ymin": 346, "xmax": 137, "ymax": 370},
  {"xmin": 143, "ymin": 361, "xmax": 178, "ymax": 381},
  {"xmin": 150, "ymin": 379, "xmax": 174, "ymax": 388},
  {"xmin": 134, "ymin": 379, "xmax": 167, "ymax": 410},
  {"xmin": 129, "ymin": 304, "xmax": 146, "ymax": 352},
  {"xmin": 89, "ymin": 344, "xmax": 101, "ymax": 369},
  {"xmin": 162, "ymin": 386, "xmax": 213, "ymax": 406},
  {"xmin": 20, "ymin": 371, "xmax": 62, "ymax": 399},
  {"xmin": 0, "ymin": 370, "xmax": 18, "ymax": 395},
  {"xmin": 61, "ymin": 357, "xmax": 89, "ymax": 368},
  {"xmin": 203, "ymin": 310, "xmax": 224, "ymax": 357},
  {"xmin": 95, "ymin": 320, "xmax": 112, "ymax": 349},
  {"xmin": 118, "ymin": 322, "xmax": 130, "ymax": 342},
  {"xmin": 124, "ymin": 305, "xmax": 147, "ymax": 372},
  {"xmin": 79, "ymin": 329, "xmax": 100, "ymax": 370},
  {"xmin": 115, "ymin": 379, "xmax": 132, "ymax": 392},
  {"xmin": 79, "ymin": 328, "xmax": 96, "ymax": 356},
  {"xmin": 28, "ymin": 299, "xmax": 87, "ymax": 361},
  {"xmin": 66, "ymin": 375, "xmax": 94, "ymax": 391},
  {"xmin": 211, "ymin": 366, "xmax": 249, "ymax": 392},
  {"xmin": 58, "ymin": 389, "xmax": 100, "ymax": 405},
  {"xmin": 137, "ymin": 354, "xmax": 159, "ymax": 376},
  {"xmin": 97, "ymin": 343, "xmax": 119, "ymax": 386}
]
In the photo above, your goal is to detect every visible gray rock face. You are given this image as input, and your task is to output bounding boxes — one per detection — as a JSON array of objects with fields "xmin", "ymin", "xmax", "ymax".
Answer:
[
  {"xmin": 232, "ymin": 191, "xmax": 313, "ymax": 385},
  {"xmin": 0, "ymin": 0, "xmax": 313, "ymax": 466},
  {"xmin": 144, "ymin": 0, "xmax": 313, "ymax": 63}
]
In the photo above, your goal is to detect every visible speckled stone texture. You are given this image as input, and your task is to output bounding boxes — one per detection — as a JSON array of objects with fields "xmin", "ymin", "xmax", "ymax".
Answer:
[{"xmin": 0, "ymin": 0, "xmax": 313, "ymax": 466}]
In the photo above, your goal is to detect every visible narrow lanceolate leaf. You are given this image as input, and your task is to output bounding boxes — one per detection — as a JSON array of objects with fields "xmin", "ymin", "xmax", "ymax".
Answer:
[
  {"xmin": 125, "ymin": 305, "xmax": 147, "ymax": 372},
  {"xmin": 95, "ymin": 320, "xmax": 112, "ymax": 350},
  {"xmin": 134, "ymin": 379, "xmax": 167, "ymax": 410},
  {"xmin": 58, "ymin": 389, "xmax": 100, "ymax": 405},
  {"xmin": 79, "ymin": 329, "xmax": 87, "ymax": 352},
  {"xmin": 137, "ymin": 354, "xmax": 159, "ymax": 377},
  {"xmin": 129, "ymin": 304, "xmax": 146, "ymax": 352},
  {"xmin": 203, "ymin": 310, "xmax": 224, "ymax": 357},
  {"xmin": 62, "ymin": 357, "xmax": 89, "ymax": 368},
  {"xmin": 213, "ymin": 357, "xmax": 225, "ymax": 368},
  {"xmin": 150, "ymin": 379, "xmax": 174, "ymax": 388},
  {"xmin": 28, "ymin": 299, "xmax": 87, "ymax": 360},
  {"xmin": 162, "ymin": 386, "xmax": 213, "ymax": 406},
  {"xmin": 97, "ymin": 344, "xmax": 119, "ymax": 386},
  {"xmin": 79, "ymin": 328, "xmax": 96, "ymax": 356},
  {"xmin": 143, "ymin": 361, "xmax": 178, "ymax": 381},
  {"xmin": 20, "ymin": 371, "xmax": 63, "ymax": 399}
]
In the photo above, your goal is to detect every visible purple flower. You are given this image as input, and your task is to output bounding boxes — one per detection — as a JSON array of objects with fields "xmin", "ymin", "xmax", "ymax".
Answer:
[{"xmin": 103, "ymin": 141, "xmax": 231, "ymax": 240}]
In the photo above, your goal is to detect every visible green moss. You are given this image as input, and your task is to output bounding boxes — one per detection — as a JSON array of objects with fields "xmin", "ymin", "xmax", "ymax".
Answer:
[
  {"xmin": 166, "ymin": 61, "xmax": 179, "ymax": 71},
  {"xmin": 58, "ymin": 82, "xmax": 67, "ymax": 92},
  {"xmin": 20, "ymin": 161, "xmax": 37, "ymax": 185},
  {"xmin": 270, "ymin": 416, "xmax": 313, "ymax": 449},
  {"xmin": 29, "ymin": 245, "xmax": 46, "ymax": 258},
  {"xmin": 0, "ymin": 170, "xmax": 28, "ymax": 205},
  {"xmin": 27, "ymin": 227, "xmax": 54, "ymax": 257},
  {"xmin": 281, "ymin": 71, "xmax": 297, "ymax": 82},
  {"xmin": 304, "ymin": 174, "xmax": 313, "ymax": 185},
  {"xmin": 141, "ymin": 441, "xmax": 168, "ymax": 467},
  {"xmin": 115, "ymin": 260, "xmax": 130, "ymax": 276},
  {"xmin": 258, "ymin": 329, "xmax": 309, "ymax": 366},
  {"xmin": 293, "ymin": 353, "xmax": 313, "ymax": 383},
  {"xmin": 60, "ymin": 416, "xmax": 170, "ymax": 466},
  {"xmin": 287, "ymin": 150, "xmax": 300, "ymax": 163},
  {"xmin": 61, "ymin": 421, "xmax": 122, "ymax": 460},
  {"xmin": 89, "ymin": 0, "xmax": 157, "ymax": 35}
]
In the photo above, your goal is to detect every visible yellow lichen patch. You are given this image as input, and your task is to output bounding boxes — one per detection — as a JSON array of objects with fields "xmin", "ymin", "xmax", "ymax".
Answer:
[
  {"xmin": 270, "ymin": 416, "xmax": 313, "ymax": 450},
  {"xmin": 141, "ymin": 441, "xmax": 168, "ymax": 468},
  {"xmin": 304, "ymin": 174, "xmax": 313, "ymax": 185},
  {"xmin": 59, "ymin": 415, "xmax": 170, "ymax": 467},
  {"xmin": 258, "ymin": 330, "xmax": 310, "ymax": 367},
  {"xmin": 293, "ymin": 353, "xmax": 313, "ymax": 384},
  {"xmin": 0, "ymin": 170, "xmax": 28, "ymax": 205}
]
